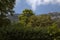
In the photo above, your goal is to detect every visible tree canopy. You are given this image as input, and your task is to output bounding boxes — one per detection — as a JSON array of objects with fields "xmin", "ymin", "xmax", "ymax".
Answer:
[
  {"xmin": 0, "ymin": 0, "xmax": 15, "ymax": 27},
  {"xmin": 0, "ymin": 0, "xmax": 15, "ymax": 15},
  {"xmin": 19, "ymin": 9, "xmax": 34, "ymax": 26}
]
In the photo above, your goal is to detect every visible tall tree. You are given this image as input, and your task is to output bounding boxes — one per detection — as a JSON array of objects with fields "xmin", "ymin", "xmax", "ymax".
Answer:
[
  {"xmin": 19, "ymin": 9, "xmax": 34, "ymax": 26},
  {"xmin": 27, "ymin": 14, "xmax": 53, "ymax": 27},
  {"xmin": 0, "ymin": 0, "xmax": 15, "ymax": 27}
]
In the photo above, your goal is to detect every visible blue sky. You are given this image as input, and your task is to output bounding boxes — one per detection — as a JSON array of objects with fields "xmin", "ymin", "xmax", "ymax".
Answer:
[{"xmin": 14, "ymin": 0, "xmax": 60, "ymax": 14}]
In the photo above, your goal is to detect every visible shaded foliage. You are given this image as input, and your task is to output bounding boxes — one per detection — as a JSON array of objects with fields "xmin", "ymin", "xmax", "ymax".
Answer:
[
  {"xmin": 0, "ymin": 23, "xmax": 60, "ymax": 40},
  {"xmin": 0, "ymin": 9, "xmax": 60, "ymax": 40},
  {"xmin": 0, "ymin": 0, "xmax": 15, "ymax": 27},
  {"xmin": 27, "ymin": 14, "xmax": 53, "ymax": 27},
  {"xmin": 19, "ymin": 9, "xmax": 34, "ymax": 26}
]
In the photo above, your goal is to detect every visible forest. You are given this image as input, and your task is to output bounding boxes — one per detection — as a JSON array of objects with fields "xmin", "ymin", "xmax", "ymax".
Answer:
[{"xmin": 0, "ymin": 0, "xmax": 60, "ymax": 40}]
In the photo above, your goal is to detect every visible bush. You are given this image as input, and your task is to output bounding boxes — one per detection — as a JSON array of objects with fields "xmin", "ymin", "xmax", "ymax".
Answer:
[{"xmin": 0, "ymin": 22, "xmax": 60, "ymax": 40}]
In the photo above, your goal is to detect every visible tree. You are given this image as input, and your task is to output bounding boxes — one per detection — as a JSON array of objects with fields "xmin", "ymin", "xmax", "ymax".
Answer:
[
  {"xmin": 0, "ymin": 0, "xmax": 15, "ymax": 15},
  {"xmin": 19, "ymin": 9, "xmax": 34, "ymax": 26},
  {"xmin": 38, "ymin": 14, "xmax": 53, "ymax": 27},
  {"xmin": 0, "ymin": 0, "xmax": 15, "ymax": 27},
  {"xmin": 27, "ymin": 15, "xmax": 37, "ymax": 27},
  {"xmin": 27, "ymin": 14, "xmax": 53, "ymax": 27}
]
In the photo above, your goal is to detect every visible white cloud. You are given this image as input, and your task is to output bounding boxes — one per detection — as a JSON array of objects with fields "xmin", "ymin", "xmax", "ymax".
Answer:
[
  {"xmin": 26, "ymin": 0, "xmax": 41, "ymax": 11},
  {"xmin": 15, "ymin": 0, "xmax": 20, "ymax": 6},
  {"xmin": 57, "ymin": 0, "xmax": 60, "ymax": 3},
  {"xmin": 26, "ymin": 0, "xmax": 60, "ymax": 11}
]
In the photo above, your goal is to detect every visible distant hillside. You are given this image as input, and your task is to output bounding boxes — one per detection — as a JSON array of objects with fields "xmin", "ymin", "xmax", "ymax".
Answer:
[
  {"xmin": 48, "ymin": 12, "xmax": 60, "ymax": 16},
  {"xmin": 48, "ymin": 12, "xmax": 60, "ymax": 19},
  {"xmin": 7, "ymin": 12, "xmax": 60, "ymax": 22},
  {"xmin": 8, "ymin": 14, "xmax": 20, "ymax": 22}
]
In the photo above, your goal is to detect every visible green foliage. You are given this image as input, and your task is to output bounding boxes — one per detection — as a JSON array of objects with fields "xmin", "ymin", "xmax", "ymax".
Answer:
[
  {"xmin": 0, "ymin": 0, "xmax": 15, "ymax": 15},
  {"xmin": 0, "ymin": 22, "xmax": 60, "ymax": 40},
  {"xmin": 0, "ymin": 0, "xmax": 15, "ymax": 27},
  {"xmin": 38, "ymin": 14, "xmax": 53, "ymax": 27},
  {"xmin": 19, "ymin": 9, "xmax": 34, "ymax": 26},
  {"xmin": 0, "ymin": 8, "xmax": 60, "ymax": 40},
  {"xmin": 47, "ymin": 23, "xmax": 60, "ymax": 40},
  {"xmin": 0, "ymin": 18, "xmax": 11, "ymax": 27},
  {"xmin": 27, "ymin": 14, "xmax": 53, "ymax": 27}
]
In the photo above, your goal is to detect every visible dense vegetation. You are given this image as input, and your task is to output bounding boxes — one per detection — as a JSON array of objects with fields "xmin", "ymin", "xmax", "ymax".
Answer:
[
  {"xmin": 0, "ymin": 9, "xmax": 60, "ymax": 40},
  {"xmin": 0, "ymin": 0, "xmax": 60, "ymax": 40},
  {"xmin": 0, "ymin": 0, "xmax": 15, "ymax": 27}
]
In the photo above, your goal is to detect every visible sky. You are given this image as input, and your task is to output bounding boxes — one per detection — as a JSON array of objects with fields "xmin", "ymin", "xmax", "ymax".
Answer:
[{"xmin": 14, "ymin": 0, "xmax": 60, "ymax": 14}]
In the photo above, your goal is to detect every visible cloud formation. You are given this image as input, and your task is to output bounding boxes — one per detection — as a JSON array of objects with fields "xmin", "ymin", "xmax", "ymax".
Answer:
[
  {"xmin": 15, "ymin": 0, "xmax": 20, "ymax": 7},
  {"xmin": 26, "ymin": 0, "xmax": 60, "ymax": 11}
]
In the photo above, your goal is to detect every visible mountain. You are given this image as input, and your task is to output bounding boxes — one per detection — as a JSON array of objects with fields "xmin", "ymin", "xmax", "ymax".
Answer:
[
  {"xmin": 8, "ymin": 14, "xmax": 19, "ymax": 22},
  {"xmin": 48, "ymin": 12, "xmax": 60, "ymax": 19},
  {"xmin": 7, "ymin": 12, "xmax": 60, "ymax": 22}
]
